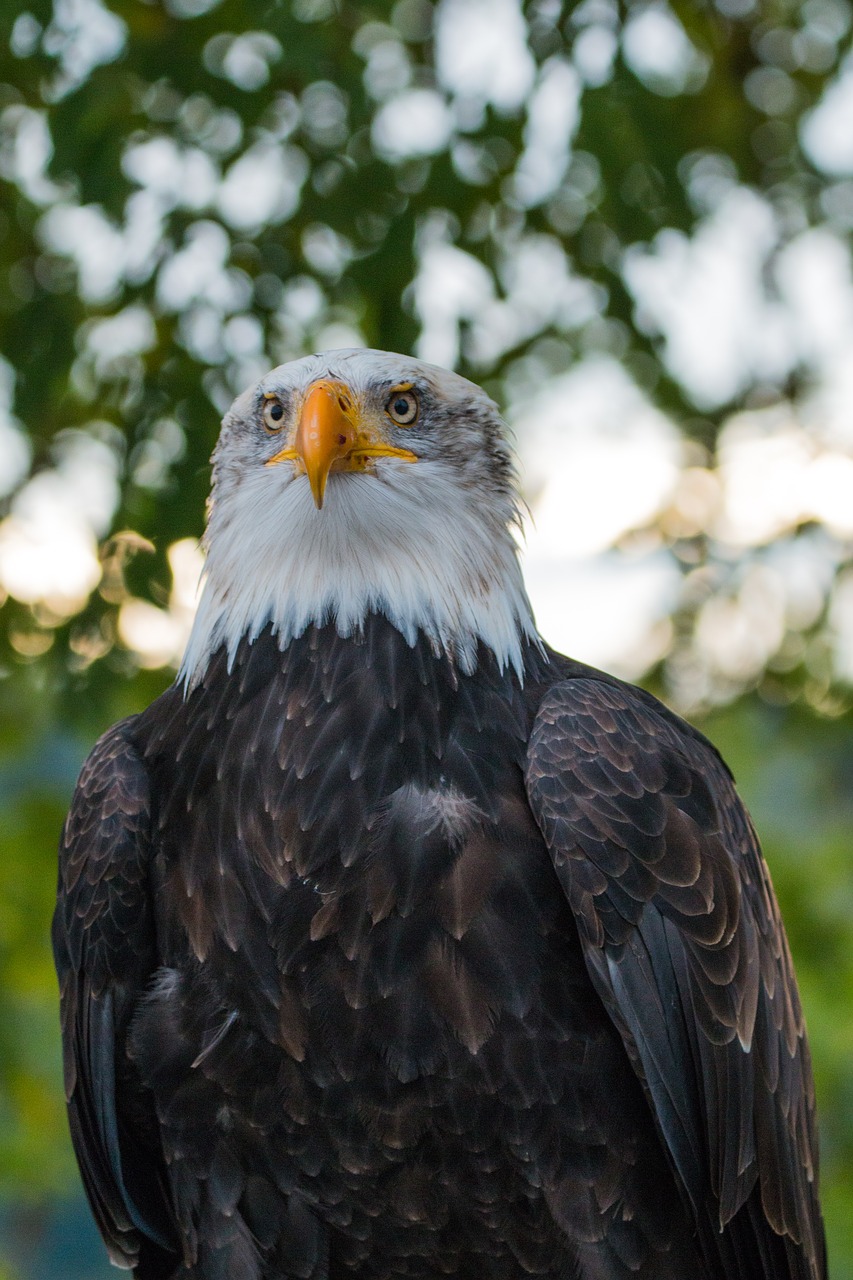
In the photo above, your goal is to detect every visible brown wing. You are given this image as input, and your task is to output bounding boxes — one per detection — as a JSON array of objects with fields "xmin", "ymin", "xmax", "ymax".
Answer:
[
  {"xmin": 525, "ymin": 677, "xmax": 826, "ymax": 1280},
  {"xmin": 52, "ymin": 719, "xmax": 177, "ymax": 1273}
]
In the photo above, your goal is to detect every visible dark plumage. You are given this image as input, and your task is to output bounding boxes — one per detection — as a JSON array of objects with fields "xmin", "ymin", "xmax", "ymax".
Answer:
[{"xmin": 54, "ymin": 351, "xmax": 825, "ymax": 1279}]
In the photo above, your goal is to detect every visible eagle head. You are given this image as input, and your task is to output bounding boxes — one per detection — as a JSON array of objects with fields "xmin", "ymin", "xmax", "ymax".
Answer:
[{"xmin": 180, "ymin": 349, "xmax": 538, "ymax": 688}]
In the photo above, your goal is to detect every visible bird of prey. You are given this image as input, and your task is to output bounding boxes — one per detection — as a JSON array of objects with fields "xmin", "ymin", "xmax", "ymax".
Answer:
[{"xmin": 54, "ymin": 349, "xmax": 826, "ymax": 1280}]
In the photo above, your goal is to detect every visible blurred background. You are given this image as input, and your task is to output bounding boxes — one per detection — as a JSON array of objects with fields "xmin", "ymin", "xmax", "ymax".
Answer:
[{"xmin": 1, "ymin": 0, "xmax": 852, "ymax": 1275}]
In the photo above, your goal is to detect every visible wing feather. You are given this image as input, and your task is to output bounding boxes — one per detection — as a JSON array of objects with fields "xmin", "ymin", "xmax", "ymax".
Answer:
[
  {"xmin": 52, "ymin": 720, "xmax": 176, "ymax": 1273},
  {"xmin": 525, "ymin": 677, "xmax": 825, "ymax": 1280}
]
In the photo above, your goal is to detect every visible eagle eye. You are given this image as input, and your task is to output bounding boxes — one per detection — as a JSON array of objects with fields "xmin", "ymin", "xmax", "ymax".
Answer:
[
  {"xmin": 386, "ymin": 388, "xmax": 419, "ymax": 427},
  {"xmin": 262, "ymin": 397, "xmax": 285, "ymax": 432}
]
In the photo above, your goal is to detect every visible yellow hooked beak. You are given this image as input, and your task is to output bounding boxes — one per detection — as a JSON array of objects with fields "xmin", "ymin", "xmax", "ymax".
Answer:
[{"xmin": 265, "ymin": 379, "xmax": 417, "ymax": 509}]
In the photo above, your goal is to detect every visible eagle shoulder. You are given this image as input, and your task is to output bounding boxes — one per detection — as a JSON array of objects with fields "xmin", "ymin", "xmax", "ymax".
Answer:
[{"xmin": 524, "ymin": 675, "xmax": 825, "ymax": 1280}]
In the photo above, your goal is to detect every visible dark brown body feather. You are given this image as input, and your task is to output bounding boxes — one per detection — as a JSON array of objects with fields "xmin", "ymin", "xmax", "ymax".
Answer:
[{"xmin": 53, "ymin": 616, "xmax": 825, "ymax": 1279}]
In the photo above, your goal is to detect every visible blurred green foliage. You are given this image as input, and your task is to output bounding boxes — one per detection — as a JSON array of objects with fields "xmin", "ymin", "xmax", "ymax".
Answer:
[{"xmin": 0, "ymin": 0, "xmax": 851, "ymax": 1275}]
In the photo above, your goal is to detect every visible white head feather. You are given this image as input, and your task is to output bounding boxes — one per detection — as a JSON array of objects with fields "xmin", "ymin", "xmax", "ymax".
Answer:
[{"xmin": 180, "ymin": 349, "xmax": 539, "ymax": 688}]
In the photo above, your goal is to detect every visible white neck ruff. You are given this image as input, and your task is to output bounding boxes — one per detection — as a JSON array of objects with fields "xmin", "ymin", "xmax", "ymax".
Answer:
[{"xmin": 179, "ymin": 460, "xmax": 539, "ymax": 690}]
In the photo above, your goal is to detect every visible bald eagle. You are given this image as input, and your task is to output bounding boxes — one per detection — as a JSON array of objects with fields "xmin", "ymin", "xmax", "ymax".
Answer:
[{"xmin": 54, "ymin": 350, "xmax": 825, "ymax": 1280}]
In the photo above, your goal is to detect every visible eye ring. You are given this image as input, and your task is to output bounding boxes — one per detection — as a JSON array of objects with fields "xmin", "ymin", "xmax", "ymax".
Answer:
[
  {"xmin": 385, "ymin": 387, "xmax": 419, "ymax": 427},
  {"xmin": 262, "ymin": 397, "xmax": 286, "ymax": 432}
]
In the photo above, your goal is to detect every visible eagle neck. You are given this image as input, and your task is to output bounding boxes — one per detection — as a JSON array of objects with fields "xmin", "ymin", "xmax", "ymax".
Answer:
[{"xmin": 179, "ymin": 464, "xmax": 541, "ymax": 691}]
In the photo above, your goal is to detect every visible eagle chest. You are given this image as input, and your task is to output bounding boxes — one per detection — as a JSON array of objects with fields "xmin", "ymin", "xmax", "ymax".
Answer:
[{"xmin": 142, "ymin": 628, "xmax": 569, "ymax": 1108}]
